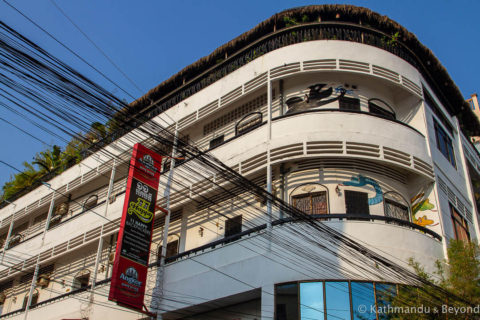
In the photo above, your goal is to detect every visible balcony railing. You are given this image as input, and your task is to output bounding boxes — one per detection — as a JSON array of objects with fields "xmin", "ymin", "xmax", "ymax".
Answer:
[{"xmin": 162, "ymin": 213, "xmax": 441, "ymax": 264}]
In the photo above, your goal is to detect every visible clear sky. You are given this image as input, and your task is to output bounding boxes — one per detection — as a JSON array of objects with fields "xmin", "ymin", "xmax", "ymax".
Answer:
[{"xmin": 1, "ymin": 0, "xmax": 479, "ymax": 189}]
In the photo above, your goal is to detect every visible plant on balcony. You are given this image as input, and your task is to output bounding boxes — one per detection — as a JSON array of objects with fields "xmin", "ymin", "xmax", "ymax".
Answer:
[{"xmin": 1, "ymin": 120, "xmax": 119, "ymax": 203}]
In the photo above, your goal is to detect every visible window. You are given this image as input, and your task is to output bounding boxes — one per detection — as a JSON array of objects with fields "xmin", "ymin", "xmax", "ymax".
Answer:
[
  {"xmin": 451, "ymin": 205, "xmax": 470, "ymax": 241},
  {"xmin": 225, "ymin": 215, "xmax": 242, "ymax": 238},
  {"xmin": 166, "ymin": 240, "xmax": 179, "ymax": 258},
  {"xmin": 235, "ymin": 112, "xmax": 262, "ymax": 135},
  {"xmin": 351, "ymin": 282, "xmax": 376, "ymax": 320},
  {"xmin": 339, "ymin": 96, "xmax": 360, "ymax": 111},
  {"xmin": 0, "ymin": 280, "xmax": 13, "ymax": 314},
  {"xmin": 209, "ymin": 135, "xmax": 224, "ymax": 149},
  {"xmin": 300, "ymin": 282, "xmax": 324, "ymax": 319},
  {"xmin": 434, "ymin": 119, "xmax": 456, "ymax": 167},
  {"xmin": 368, "ymin": 99, "xmax": 395, "ymax": 120},
  {"xmin": 325, "ymin": 282, "xmax": 350, "ymax": 319},
  {"xmin": 375, "ymin": 283, "xmax": 397, "ymax": 320},
  {"xmin": 424, "ymin": 90, "xmax": 453, "ymax": 135},
  {"xmin": 22, "ymin": 290, "xmax": 39, "ymax": 310},
  {"xmin": 158, "ymin": 235, "xmax": 180, "ymax": 262},
  {"xmin": 82, "ymin": 194, "xmax": 98, "ymax": 211},
  {"xmin": 345, "ymin": 191, "xmax": 369, "ymax": 215},
  {"xmin": 275, "ymin": 283, "xmax": 298, "ymax": 320},
  {"xmin": 0, "ymin": 233, "xmax": 6, "ymax": 250},
  {"xmin": 292, "ymin": 192, "xmax": 327, "ymax": 215},
  {"xmin": 203, "ymin": 94, "xmax": 267, "ymax": 135},
  {"xmin": 384, "ymin": 199, "xmax": 409, "ymax": 221}
]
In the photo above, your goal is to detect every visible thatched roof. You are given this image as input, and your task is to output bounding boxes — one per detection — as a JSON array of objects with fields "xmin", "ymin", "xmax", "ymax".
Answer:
[{"xmin": 128, "ymin": 4, "xmax": 479, "ymax": 136}]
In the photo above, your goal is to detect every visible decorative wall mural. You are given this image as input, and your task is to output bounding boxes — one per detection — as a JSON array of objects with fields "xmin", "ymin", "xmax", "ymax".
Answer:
[
  {"xmin": 341, "ymin": 174, "xmax": 383, "ymax": 205},
  {"xmin": 335, "ymin": 86, "xmax": 354, "ymax": 95},
  {"xmin": 286, "ymin": 83, "xmax": 346, "ymax": 114},
  {"xmin": 410, "ymin": 193, "xmax": 438, "ymax": 227}
]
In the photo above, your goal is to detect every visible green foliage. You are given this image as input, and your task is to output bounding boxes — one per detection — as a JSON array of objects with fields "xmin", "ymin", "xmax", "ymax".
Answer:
[
  {"xmin": 1, "ymin": 120, "xmax": 117, "ymax": 202},
  {"xmin": 389, "ymin": 240, "xmax": 480, "ymax": 319},
  {"xmin": 33, "ymin": 145, "xmax": 62, "ymax": 174},
  {"xmin": 283, "ymin": 16, "xmax": 298, "ymax": 27},
  {"xmin": 2, "ymin": 162, "xmax": 41, "ymax": 200},
  {"xmin": 382, "ymin": 32, "xmax": 400, "ymax": 47}
]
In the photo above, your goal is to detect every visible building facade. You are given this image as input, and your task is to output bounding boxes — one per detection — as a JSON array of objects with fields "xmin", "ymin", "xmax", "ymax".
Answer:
[{"xmin": 0, "ymin": 5, "xmax": 480, "ymax": 320}]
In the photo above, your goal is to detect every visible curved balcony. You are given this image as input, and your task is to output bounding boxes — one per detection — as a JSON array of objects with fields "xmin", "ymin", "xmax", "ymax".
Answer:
[
  {"xmin": 157, "ymin": 216, "xmax": 443, "ymax": 315},
  {"xmin": 164, "ymin": 214, "xmax": 440, "ymax": 265},
  {"xmin": 211, "ymin": 109, "xmax": 434, "ymax": 179}
]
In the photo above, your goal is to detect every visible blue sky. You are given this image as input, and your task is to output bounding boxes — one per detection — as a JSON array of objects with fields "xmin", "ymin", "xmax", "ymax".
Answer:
[{"xmin": 1, "ymin": 0, "xmax": 479, "ymax": 189}]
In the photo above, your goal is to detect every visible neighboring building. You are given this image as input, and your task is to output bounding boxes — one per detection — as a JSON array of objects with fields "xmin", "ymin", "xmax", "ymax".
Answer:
[
  {"xmin": 1, "ymin": 5, "xmax": 480, "ymax": 320},
  {"xmin": 467, "ymin": 93, "xmax": 480, "ymax": 149}
]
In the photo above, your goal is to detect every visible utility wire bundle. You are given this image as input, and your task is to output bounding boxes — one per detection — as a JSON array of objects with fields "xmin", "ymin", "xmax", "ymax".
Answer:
[{"xmin": 0, "ymin": 18, "xmax": 476, "ymax": 317}]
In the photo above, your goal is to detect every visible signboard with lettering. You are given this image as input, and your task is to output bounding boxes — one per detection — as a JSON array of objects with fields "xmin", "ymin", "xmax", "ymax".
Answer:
[{"xmin": 109, "ymin": 143, "xmax": 162, "ymax": 311}]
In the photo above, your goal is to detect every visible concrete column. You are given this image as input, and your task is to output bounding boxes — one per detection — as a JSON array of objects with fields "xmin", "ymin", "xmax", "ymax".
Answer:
[
  {"xmin": 104, "ymin": 159, "xmax": 116, "ymax": 216},
  {"xmin": 179, "ymin": 211, "xmax": 188, "ymax": 253},
  {"xmin": 261, "ymin": 284, "xmax": 275, "ymax": 320}
]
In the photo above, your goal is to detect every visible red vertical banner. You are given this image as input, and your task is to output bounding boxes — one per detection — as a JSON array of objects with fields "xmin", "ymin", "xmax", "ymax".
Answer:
[{"xmin": 109, "ymin": 143, "xmax": 162, "ymax": 310}]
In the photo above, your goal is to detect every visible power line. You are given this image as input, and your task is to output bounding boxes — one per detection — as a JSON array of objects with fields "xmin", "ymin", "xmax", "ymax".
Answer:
[
  {"xmin": 48, "ymin": 0, "xmax": 145, "ymax": 96},
  {"xmin": 2, "ymin": 0, "xmax": 137, "ymax": 100}
]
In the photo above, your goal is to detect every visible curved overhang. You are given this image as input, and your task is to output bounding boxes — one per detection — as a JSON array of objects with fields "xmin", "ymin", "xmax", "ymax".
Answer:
[{"xmin": 128, "ymin": 5, "xmax": 480, "ymax": 136}]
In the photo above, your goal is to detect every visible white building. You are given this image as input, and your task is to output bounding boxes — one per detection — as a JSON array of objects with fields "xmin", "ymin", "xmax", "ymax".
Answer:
[{"xmin": 0, "ymin": 5, "xmax": 479, "ymax": 320}]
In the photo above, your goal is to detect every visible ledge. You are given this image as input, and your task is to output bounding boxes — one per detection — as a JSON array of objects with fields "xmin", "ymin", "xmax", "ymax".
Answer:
[{"xmin": 162, "ymin": 213, "xmax": 442, "ymax": 264}]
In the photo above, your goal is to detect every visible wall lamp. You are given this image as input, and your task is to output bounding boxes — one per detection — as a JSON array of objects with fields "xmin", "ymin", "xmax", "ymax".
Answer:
[{"xmin": 335, "ymin": 185, "xmax": 342, "ymax": 196}]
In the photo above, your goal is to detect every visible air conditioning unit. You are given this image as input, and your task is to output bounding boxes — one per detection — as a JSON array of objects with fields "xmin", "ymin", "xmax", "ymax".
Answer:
[
  {"xmin": 48, "ymin": 214, "xmax": 62, "ymax": 229},
  {"xmin": 37, "ymin": 274, "xmax": 50, "ymax": 288}
]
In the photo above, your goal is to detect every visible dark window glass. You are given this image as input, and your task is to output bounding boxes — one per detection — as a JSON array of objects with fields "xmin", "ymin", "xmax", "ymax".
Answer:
[
  {"xmin": 345, "ymin": 191, "xmax": 369, "ymax": 215},
  {"xmin": 451, "ymin": 205, "xmax": 470, "ymax": 241},
  {"xmin": 166, "ymin": 240, "xmax": 179, "ymax": 258},
  {"xmin": 339, "ymin": 97, "xmax": 360, "ymax": 111},
  {"xmin": 424, "ymin": 90, "xmax": 453, "ymax": 135},
  {"xmin": 22, "ymin": 291, "xmax": 39, "ymax": 310},
  {"xmin": 384, "ymin": 199, "xmax": 409, "ymax": 221},
  {"xmin": 369, "ymin": 102, "xmax": 395, "ymax": 120},
  {"xmin": 351, "ymin": 282, "xmax": 376, "ymax": 320},
  {"xmin": 209, "ymin": 135, "xmax": 225, "ymax": 149},
  {"xmin": 300, "ymin": 282, "xmax": 324, "ymax": 319},
  {"xmin": 292, "ymin": 191, "xmax": 327, "ymax": 215},
  {"xmin": 434, "ymin": 120, "xmax": 456, "ymax": 167},
  {"xmin": 73, "ymin": 272, "xmax": 90, "ymax": 290},
  {"xmin": 325, "ymin": 282, "xmax": 350, "ymax": 320},
  {"xmin": 225, "ymin": 215, "xmax": 242, "ymax": 238},
  {"xmin": 275, "ymin": 283, "xmax": 299, "ymax": 320}
]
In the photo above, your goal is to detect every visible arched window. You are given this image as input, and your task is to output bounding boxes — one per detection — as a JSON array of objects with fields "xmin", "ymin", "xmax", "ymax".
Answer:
[
  {"xmin": 235, "ymin": 112, "xmax": 263, "ymax": 136},
  {"xmin": 82, "ymin": 194, "xmax": 98, "ymax": 211},
  {"xmin": 368, "ymin": 98, "xmax": 396, "ymax": 120},
  {"xmin": 72, "ymin": 269, "xmax": 90, "ymax": 290},
  {"xmin": 290, "ymin": 184, "xmax": 329, "ymax": 215},
  {"xmin": 22, "ymin": 289, "xmax": 39, "ymax": 310},
  {"xmin": 383, "ymin": 191, "xmax": 410, "ymax": 221}
]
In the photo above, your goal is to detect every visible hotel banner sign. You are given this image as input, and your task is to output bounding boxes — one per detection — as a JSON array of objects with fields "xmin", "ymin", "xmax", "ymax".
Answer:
[{"xmin": 109, "ymin": 143, "xmax": 162, "ymax": 311}]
